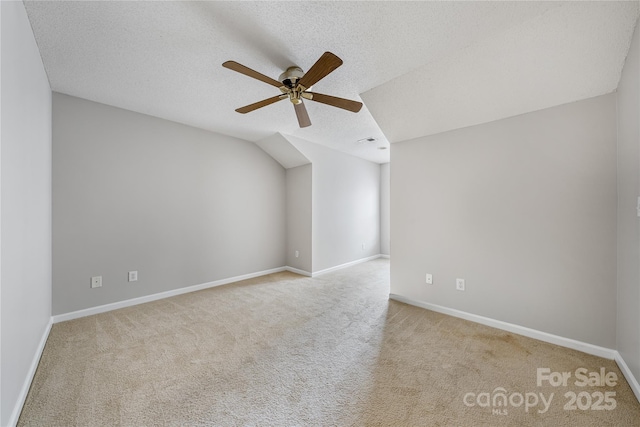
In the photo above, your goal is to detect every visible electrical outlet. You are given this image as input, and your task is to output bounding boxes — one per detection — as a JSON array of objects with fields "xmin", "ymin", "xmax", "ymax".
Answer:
[
  {"xmin": 128, "ymin": 271, "xmax": 138, "ymax": 282},
  {"xmin": 456, "ymin": 278, "xmax": 465, "ymax": 291},
  {"xmin": 295, "ymin": 250, "xmax": 299, "ymax": 258},
  {"xmin": 91, "ymin": 276, "xmax": 102, "ymax": 288},
  {"xmin": 426, "ymin": 273, "xmax": 433, "ymax": 284}
]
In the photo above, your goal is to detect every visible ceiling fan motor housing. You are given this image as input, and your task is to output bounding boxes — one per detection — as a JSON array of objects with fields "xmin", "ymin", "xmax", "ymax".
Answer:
[{"xmin": 279, "ymin": 66, "xmax": 304, "ymax": 88}]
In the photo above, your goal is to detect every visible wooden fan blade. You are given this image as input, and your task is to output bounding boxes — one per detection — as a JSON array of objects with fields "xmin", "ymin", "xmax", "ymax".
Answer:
[
  {"xmin": 236, "ymin": 95, "xmax": 286, "ymax": 114},
  {"xmin": 223, "ymin": 61, "xmax": 283, "ymax": 88},
  {"xmin": 307, "ymin": 92, "xmax": 363, "ymax": 113},
  {"xmin": 298, "ymin": 52, "xmax": 343, "ymax": 89},
  {"xmin": 294, "ymin": 101, "xmax": 311, "ymax": 128}
]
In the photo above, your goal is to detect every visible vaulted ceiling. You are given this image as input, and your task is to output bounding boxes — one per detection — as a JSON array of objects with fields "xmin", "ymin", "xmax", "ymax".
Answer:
[{"xmin": 24, "ymin": 1, "xmax": 639, "ymax": 164}]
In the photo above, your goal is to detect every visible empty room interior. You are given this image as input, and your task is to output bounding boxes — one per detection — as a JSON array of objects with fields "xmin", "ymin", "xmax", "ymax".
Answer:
[{"xmin": 2, "ymin": 1, "xmax": 640, "ymax": 425}]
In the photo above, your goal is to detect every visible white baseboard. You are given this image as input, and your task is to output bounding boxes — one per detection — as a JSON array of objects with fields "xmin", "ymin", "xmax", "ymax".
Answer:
[
  {"xmin": 285, "ymin": 266, "xmax": 312, "ymax": 277},
  {"xmin": 380, "ymin": 254, "xmax": 390, "ymax": 259},
  {"xmin": 312, "ymin": 254, "xmax": 382, "ymax": 277},
  {"xmin": 9, "ymin": 318, "xmax": 53, "ymax": 427},
  {"xmin": 54, "ymin": 258, "xmax": 390, "ymax": 323},
  {"xmin": 389, "ymin": 293, "xmax": 617, "ymax": 360},
  {"xmin": 614, "ymin": 352, "xmax": 640, "ymax": 403},
  {"xmin": 392, "ymin": 293, "xmax": 640, "ymax": 404},
  {"xmin": 52, "ymin": 267, "xmax": 286, "ymax": 323}
]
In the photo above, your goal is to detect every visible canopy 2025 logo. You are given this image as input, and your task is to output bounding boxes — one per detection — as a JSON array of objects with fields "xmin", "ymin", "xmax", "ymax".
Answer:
[{"xmin": 463, "ymin": 367, "xmax": 618, "ymax": 416}]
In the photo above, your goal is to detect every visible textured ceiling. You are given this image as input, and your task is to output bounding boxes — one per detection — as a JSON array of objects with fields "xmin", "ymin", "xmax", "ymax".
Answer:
[{"xmin": 24, "ymin": 1, "xmax": 639, "ymax": 164}]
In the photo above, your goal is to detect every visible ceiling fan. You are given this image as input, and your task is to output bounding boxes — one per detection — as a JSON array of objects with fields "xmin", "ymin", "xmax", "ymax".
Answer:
[{"xmin": 222, "ymin": 52, "xmax": 363, "ymax": 128}]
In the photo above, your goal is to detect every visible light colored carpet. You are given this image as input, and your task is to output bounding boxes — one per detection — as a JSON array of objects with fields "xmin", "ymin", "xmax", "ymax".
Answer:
[{"xmin": 19, "ymin": 259, "xmax": 640, "ymax": 426}]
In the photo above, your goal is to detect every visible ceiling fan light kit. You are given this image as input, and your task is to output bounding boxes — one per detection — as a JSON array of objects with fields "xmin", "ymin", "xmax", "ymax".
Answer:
[{"xmin": 222, "ymin": 52, "xmax": 363, "ymax": 128}]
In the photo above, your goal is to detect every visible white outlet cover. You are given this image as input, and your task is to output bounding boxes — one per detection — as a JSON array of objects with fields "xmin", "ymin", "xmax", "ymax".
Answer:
[
  {"xmin": 91, "ymin": 276, "xmax": 102, "ymax": 288},
  {"xmin": 426, "ymin": 273, "xmax": 433, "ymax": 284},
  {"xmin": 456, "ymin": 278, "xmax": 465, "ymax": 291},
  {"xmin": 128, "ymin": 271, "xmax": 138, "ymax": 282}
]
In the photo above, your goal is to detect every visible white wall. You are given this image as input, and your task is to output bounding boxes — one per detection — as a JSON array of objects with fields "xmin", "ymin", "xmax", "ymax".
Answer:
[
  {"xmin": 391, "ymin": 94, "xmax": 617, "ymax": 348},
  {"xmin": 286, "ymin": 136, "xmax": 381, "ymax": 273},
  {"xmin": 1, "ymin": 2, "xmax": 53, "ymax": 425},
  {"xmin": 380, "ymin": 162, "xmax": 390, "ymax": 256},
  {"xmin": 286, "ymin": 164, "xmax": 312, "ymax": 273},
  {"xmin": 52, "ymin": 93, "xmax": 286, "ymax": 315},
  {"xmin": 617, "ymin": 19, "xmax": 640, "ymax": 382}
]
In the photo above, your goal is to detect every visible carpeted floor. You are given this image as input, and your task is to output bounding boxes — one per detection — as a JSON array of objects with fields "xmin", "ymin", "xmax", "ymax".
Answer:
[{"xmin": 19, "ymin": 259, "xmax": 640, "ymax": 426}]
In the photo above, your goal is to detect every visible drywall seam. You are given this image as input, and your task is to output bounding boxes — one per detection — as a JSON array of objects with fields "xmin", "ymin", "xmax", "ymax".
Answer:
[
  {"xmin": 615, "ymin": 352, "xmax": 640, "ymax": 404},
  {"xmin": 389, "ymin": 293, "xmax": 617, "ymax": 360},
  {"xmin": 8, "ymin": 319, "xmax": 52, "ymax": 427},
  {"xmin": 52, "ymin": 267, "xmax": 286, "ymax": 323}
]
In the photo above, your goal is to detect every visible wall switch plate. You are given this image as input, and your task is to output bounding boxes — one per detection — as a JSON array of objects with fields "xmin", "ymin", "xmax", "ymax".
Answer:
[
  {"xmin": 456, "ymin": 278, "xmax": 465, "ymax": 291},
  {"xmin": 426, "ymin": 273, "xmax": 433, "ymax": 284},
  {"xmin": 128, "ymin": 271, "xmax": 138, "ymax": 282},
  {"xmin": 91, "ymin": 276, "xmax": 102, "ymax": 288}
]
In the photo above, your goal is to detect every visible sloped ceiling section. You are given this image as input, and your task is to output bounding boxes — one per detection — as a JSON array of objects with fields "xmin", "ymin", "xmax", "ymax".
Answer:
[
  {"xmin": 23, "ymin": 1, "xmax": 565, "ymax": 164},
  {"xmin": 256, "ymin": 133, "xmax": 310, "ymax": 169},
  {"xmin": 23, "ymin": 1, "xmax": 639, "ymax": 160},
  {"xmin": 362, "ymin": 2, "xmax": 640, "ymax": 143}
]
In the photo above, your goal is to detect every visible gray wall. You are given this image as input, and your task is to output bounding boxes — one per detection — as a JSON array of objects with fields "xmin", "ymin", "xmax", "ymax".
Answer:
[
  {"xmin": 380, "ymin": 162, "xmax": 390, "ymax": 256},
  {"xmin": 1, "ymin": 2, "xmax": 53, "ymax": 425},
  {"xmin": 617, "ymin": 19, "xmax": 640, "ymax": 381},
  {"xmin": 286, "ymin": 164, "xmax": 312, "ymax": 273},
  {"xmin": 52, "ymin": 93, "xmax": 286, "ymax": 315},
  {"xmin": 391, "ymin": 94, "xmax": 617, "ymax": 348},
  {"xmin": 287, "ymin": 136, "xmax": 381, "ymax": 273}
]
